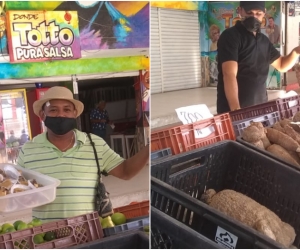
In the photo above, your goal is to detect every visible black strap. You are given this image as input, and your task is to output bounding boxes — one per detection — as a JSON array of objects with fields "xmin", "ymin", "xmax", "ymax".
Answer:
[{"xmin": 87, "ymin": 133, "xmax": 108, "ymax": 177}]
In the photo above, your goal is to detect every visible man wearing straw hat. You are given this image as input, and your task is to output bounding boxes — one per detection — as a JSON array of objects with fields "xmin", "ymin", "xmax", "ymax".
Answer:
[{"xmin": 17, "ymin": 86, "xmax": 149, "ymax": 222}]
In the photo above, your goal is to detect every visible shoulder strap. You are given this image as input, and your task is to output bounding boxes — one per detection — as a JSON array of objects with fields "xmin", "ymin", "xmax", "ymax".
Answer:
[{"xmin": 87, "ymin": 133, "xmax": 108, "ymax": 177}]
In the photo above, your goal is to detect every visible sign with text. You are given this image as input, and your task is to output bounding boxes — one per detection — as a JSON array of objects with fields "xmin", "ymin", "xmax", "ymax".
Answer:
[
  {"xmin": 176, "ymin": 104, "xmax": 214, "ymax": 139},
  {"xmin": 6, "ymin": 11, "xmax": 81, "ymax": 63},
  {"xmin": 175, "ymin": 104, "xmax": 213, "ymax": 125}
]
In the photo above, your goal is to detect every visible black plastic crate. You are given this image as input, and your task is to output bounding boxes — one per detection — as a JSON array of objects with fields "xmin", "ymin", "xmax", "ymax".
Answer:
[
  {"xmin": 71, "ymin": 231, "xmax": 149, "ymax": 249},
  {"xmin": 151, "ymin": 148, "xmax": 172, "ymax": 161},
  {"xmin": 151, "ymin": 206, "xmax": 221, "ymax": 249},
  {"xmin": 236, "ymin": 136, "xmax": 300, "ymax": 172},
  {"xmin": 151, "ymin": 140, "xmax": 300, "ymax": 248}
]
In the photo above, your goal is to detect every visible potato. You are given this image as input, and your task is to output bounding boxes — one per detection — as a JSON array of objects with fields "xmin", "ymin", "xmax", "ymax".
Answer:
[
  {"xmin": 266, "ymin": 128, "xmax": 300, "ymax": 152},
  {"xmin": 273, "ymin": 122, "xmax": 285, "ymax": 133},
  {"xmin": 201, "ymin": 189, "xmax": 296, "ymax": 248},
  {"xmin": 242, "ymin": 126, "xmax": 262, "ymax": 143},
  {"xmin": 250, "ymin": 140, "xmax": 265, "ymax": 150},
  {"xmin": 284, "ymin": 125, "xmax": 300, "ymax": 144},
  {"xmin": 293, "ymin": 112, "xmax": 300, "ymax": 122},
  {"xmin": 267, "ymin": 144, "xmax": 300, "ymax": 167}
]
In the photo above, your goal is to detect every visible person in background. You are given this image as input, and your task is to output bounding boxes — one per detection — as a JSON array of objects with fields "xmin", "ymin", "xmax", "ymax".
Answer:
[
  {"xmin": 209, "ymin": 24, "xmax": 220, "ymax": 51},
  {"xmin": 217, "ymin": 1, "xmax": 300, "ymax": 114},
  {"xmin": 17, "ymin": 86, "xmax": 149, "ymax": 222},
  {"xmin": 19, "ymin": 129, "xmax": 29, "ymax": 145},
  {"xmin": 266, "ymin": 16, "xmax": 280, "ymax": 45},
  {"xmin": 90, "ymin": 100, "xmax": 110, "ymax": 140},
  {"xmin": 6, "ymin": 130, "xmax": 17, "ymax": 144}
]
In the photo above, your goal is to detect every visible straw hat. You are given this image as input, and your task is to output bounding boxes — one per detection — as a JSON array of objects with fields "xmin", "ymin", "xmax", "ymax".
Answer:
[{"xmin": 33, "ymin": 86, "xmax": 84, "ymax": 117}]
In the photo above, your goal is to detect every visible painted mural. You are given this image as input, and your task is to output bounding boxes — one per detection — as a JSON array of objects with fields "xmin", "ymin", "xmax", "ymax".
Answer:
[
  {"xmin": 3, "ymin": 1, "xmax": 149, "ymax": 51},
  {"xmin": 0, "ymin": 1, "xmax": 149, "ymax": 79},
  {"xmin": 200, "ymin": 1, "xmax": 282, "ymax": 89},
  {"xmin": 6, "ymin": 10, "xmax": 81, "ymax": 63},
  {"xmin": 151, "ymin": 1, "xmax": 207, "ymax": 11}
]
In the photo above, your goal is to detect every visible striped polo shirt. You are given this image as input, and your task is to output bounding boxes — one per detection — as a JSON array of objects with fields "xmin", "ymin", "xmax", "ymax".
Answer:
[{"xmin": 17, "ymin": 129, "xmax": 124, "ymax": 222}]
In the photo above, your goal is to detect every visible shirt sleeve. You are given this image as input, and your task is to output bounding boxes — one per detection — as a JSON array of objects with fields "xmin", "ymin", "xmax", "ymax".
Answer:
[
  {"xmin": 269, "ymin": 42, "xmax": 281, "ymax": 64},
  {"xmin": 217, "ymin": 29, "xmax": 240, "ymax": 64},
  {"xmin": 90, "ymin": 110, "xmax": 95, "ymax": 120},
  {"xmin": 99, "ymin": 140, "xmax": 125, "ymax": 173}
]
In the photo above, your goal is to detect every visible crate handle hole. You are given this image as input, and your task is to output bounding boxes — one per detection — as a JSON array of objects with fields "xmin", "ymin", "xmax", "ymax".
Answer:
[{"xmin": 170, "ymin": 156, "xmax": 206, "ymax": 175}]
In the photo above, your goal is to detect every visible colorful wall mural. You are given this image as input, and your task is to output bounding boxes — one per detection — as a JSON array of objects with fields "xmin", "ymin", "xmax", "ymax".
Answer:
[
  {"xmin": 200, "ymin": 1, "xmax": 282, "ymax": 89},
  {"xmin": 0, "ymin": 1, "xmax": 149, "ymax": 79},
  {"xmin": 6, "ymin": 10, "xmax": 81, "ymax": 63},
  {"xmin": 151, "ymin": 1, "xmax": 207, "ymax": 11},
  {"xmin": 4, "ymin": 1, "xmax": 149, "ymax": 51},
  {"xmin": 0, "ymin": 56, "xmax": 149, "ymax": 79}
]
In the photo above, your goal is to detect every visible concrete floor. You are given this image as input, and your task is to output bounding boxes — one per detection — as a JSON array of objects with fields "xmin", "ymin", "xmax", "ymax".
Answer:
[
  {"xmin": 151, "ymin": 87, "xmax": 288, "ymax": 130},
  {"xmin": 151, "ymin": 72, "xmax": 299, "ymax": 130}
]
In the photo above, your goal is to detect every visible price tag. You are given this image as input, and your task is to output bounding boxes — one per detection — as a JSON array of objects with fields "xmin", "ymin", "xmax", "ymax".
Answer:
[{"xmin": 175, "ymin": 104, "xmax": 213, "ymax": 125}]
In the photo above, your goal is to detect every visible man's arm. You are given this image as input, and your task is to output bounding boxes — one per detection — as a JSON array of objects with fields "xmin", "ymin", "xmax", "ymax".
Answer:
[
  {"xmin": 222, "ymin": 61, "xmax": 240, "ymax": 111},
  {"xmin": 272, "ymin": 48, "xmax": 300, "ymax": 72},
  {"xmin": 108, "ymin": 145, "xmax": 149, "ymax": 180}
]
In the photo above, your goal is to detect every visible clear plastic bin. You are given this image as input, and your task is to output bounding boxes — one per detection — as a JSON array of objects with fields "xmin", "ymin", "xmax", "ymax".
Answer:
[{"xmin": 0, "ymin": 164, "xmax": 61, "ymax": 213}]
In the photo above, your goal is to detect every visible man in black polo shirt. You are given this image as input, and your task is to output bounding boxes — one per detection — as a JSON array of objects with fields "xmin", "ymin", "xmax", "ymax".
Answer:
[{"xmin": 217, "ymin": 1, "xmax": 300, "ymax": 114}]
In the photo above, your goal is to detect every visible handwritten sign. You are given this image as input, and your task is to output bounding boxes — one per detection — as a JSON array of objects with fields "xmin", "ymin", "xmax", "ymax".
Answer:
[
  {"xmin": 175, "ymin": 104, "xmax": 213, "ymax": 125},
  {"xmin": 176, "ymin": 104, "xmax": 214, "ymax": 139},
  {"xmin": 6, "ymin": 11, "xmax": 81, "ymax": 63}
]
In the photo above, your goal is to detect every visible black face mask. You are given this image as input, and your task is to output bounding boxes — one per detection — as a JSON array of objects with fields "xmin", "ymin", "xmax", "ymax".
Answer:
[
  {"xmin": 44, "ymin": 116, "xmax": 76, "ymax": 135},
  {"xmin": 242, "ymin": 16, "xmax": 261, "ymax": 33}
]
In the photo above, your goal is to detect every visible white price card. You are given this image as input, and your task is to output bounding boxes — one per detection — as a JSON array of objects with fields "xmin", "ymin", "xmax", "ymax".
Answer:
[{"xmin": 175, "ymin": 104, "xmax": 213, "ymax": 125}]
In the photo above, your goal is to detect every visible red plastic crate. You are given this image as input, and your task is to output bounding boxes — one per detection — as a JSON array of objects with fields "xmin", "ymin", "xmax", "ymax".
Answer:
[
  {"xmin": 151, "ymin": 113, "xmax": 235, "ymax": 155},
  {"xmin": 229, "ymin": 100, "xmax": 278, "ymax": 122},
  {"xmin": 0, "ymin": 212, "xmax": 103, "ymax": 249},
  {"xmin": 114, "ymin": 200, "xmax": 149, "ymax": 219}
]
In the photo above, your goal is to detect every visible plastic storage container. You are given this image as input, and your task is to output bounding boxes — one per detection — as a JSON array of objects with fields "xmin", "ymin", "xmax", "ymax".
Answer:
[
  {"xmin": 71, "ymin": 231, "xmax": 149, "ymax": 249},
  {"xmin": 229, "ymin": 100, "xmax": 278, "ymax": 122},
  {"xmin": 0, "ymin": 164, "xmax": 61, "ymax": 213},
  {"xmin": 236, "ymin": 136, "xmax": 300, "ymax": 171},
  {"xmin": 151, "ymin": 207, "xmax": 220, "ymax": 249},
  {"xmin": 151, "ymin": 113, "xmax": 235, "ymax": 155},
  {"xmin": 0, "ymin": 211, "xmax": 103, "ymax": 249},
  {"xmin": 229, "ymin": 96, "xmax": 300, "ymax": 124},
  {"xmin": 232, "ymin": 111, "xmax": 280, "ymax": 137},
  {"xmin": 276, "ymin": 95, "xmax": 300, "ymax": 119},
  {"xmin": 114, "ymin": 201, "xmax": 149, "ymax": 219},
  {"xmin": 151, "ymin": 148, "xmax": 172, "ymax": 161},
  {"xmin": 151, "ymin": 141, "xmax": 300, "ymax": 248},
  {"xmin": 103, "ymin": 216, "xmax": 149, "ymax": 237}
]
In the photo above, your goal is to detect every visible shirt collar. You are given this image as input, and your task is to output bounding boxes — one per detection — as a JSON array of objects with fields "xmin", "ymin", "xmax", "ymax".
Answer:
[{"xmin": 32, "ymin": 129, "xmax": 86, "ymax": 145}]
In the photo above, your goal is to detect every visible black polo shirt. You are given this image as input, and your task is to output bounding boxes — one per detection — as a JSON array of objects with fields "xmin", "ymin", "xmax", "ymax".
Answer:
[{"xmin": 217, "ymin": 21, "xmax": 281, "ymax": 114}]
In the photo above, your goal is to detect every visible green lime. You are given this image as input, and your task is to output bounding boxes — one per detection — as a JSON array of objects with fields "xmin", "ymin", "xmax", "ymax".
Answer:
[
  {"xmin": 44, "ymin": 231, "xmax": 55, "ymax": 241},
  {"xmin": 13, "ymin": 220, "xmax": 24, "ymax": 230},
  {"xmin": 31, "ymin": 218, "xmax": 42, "ymax": 227},
  {"xmin": 33, "ymin": 234, "xmax": 44, "ymax": 244},
  {"xmin": 111, "ymin": 212, "xmax": 126, "ymax": 225},
  {"xmin": 27, "ymin": 223, "xmax": 33, "ymax": 228},
  {"xmin": 17, "ymin": 222, "xmax": 28, "ymax": 231},
  {"xmin": 143, "ymin": 225, "xmax": 149, "ymax": 232},
  {"xmin": 4, "ymin": 227, "xmax": 16, "ymax": 233},
  {"xmin": 1, "ymin": 223, "xmax": 14, "ymax": 232}
]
